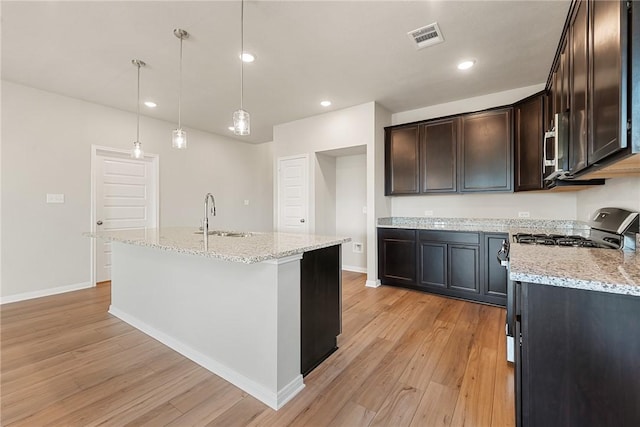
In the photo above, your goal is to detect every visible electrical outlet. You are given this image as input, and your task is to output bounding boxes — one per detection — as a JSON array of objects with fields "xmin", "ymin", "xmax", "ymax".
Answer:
[
  {"xmin": 243, "ymin": 199, "xmax": 250, "ymax": 206},
  {"xmin": 424, "ymin": 210, "xmax": 434, "ymax": 216},
  {"xmin": 518, "ymin": 211, "xmax": 530, "ymax": 218},
  {"xmin": 362, "ymin": 206, "xmax": 367, "ymax": 214},
  {"xmin": 46, "ymin": 193, "xmax": 64, "ymax": 204},
  {"xmin": 352, "ymin": 242, "xmax": 363, "ymax": 253}
]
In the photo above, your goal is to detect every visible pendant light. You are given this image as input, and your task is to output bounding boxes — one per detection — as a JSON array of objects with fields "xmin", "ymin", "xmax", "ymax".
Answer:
[
  {"xmin": 172, "ymin": 28, "xmax": 189, "ymax": 149},
  {"xmin": 233, "ymin": 0, "xmax": 250, "ymax": 135},
  {"xmin": 131, "ymin": 59, "xmax": 146, "ymax": 159}
]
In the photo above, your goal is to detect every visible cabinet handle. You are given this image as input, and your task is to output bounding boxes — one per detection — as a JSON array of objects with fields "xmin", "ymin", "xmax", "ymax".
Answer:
[{"xmin": 96, "ymin": 220, "xmax": 103, "ymax": 225}]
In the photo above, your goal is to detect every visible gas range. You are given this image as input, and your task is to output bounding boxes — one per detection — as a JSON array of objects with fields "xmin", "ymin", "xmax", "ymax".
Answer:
[
  {"xmin": 500, "ymin": 207, "xmax": 638, "ymax": 365},
  {"xmin": 512, "ymin": 233, "xmax": 613, "ymax": 249}
]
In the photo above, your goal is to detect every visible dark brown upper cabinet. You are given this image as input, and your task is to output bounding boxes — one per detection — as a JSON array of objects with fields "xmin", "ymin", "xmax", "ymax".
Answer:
[
  {"xmin": 420, "ymin": 118, "xmax": 458, "ymax": 193},
  {"xmin": 551, "ymin": 37, "xmax": 570, "ymax": 120},
  {"xmin": 460, "ymin": 108, "xmax": 513, "ymax": 193},
  {"xmin": 569, "ymin": 0, "xmax": 589, "ymax": 173},
  {"xmin": 589, "ymin": 0, "xmax": 629, "ymax": 164},
  {"xmin": 384, "ymin": 125, "xmax": 420, "ymax": 195},
  {"xmin": 514, "ymin": 93, "xmax": 546, "ymax": 192},
  {"xmin": 547, "ymin": 0, "xmax": 637, "ymax": 178}
]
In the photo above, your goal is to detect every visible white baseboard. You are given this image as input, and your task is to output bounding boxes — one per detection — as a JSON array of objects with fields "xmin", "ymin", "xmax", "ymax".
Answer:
[
  {"xmin": 109, "ymin": 305, "xmax": 304, "ymax": 410},
  {"xmin": 365, "ymin": 279, "xmax": 381, "ymax": 288},
  {"xmin": 275, "ymin": 375, "xmax": 305, "ymax": 410},
  {"xmin": 342, "ymin": 265, "xmax": 367, "ymax": 274},
  {"xmin": 0, "ymin": 281, "xmax": 93, "ymax": 305}
]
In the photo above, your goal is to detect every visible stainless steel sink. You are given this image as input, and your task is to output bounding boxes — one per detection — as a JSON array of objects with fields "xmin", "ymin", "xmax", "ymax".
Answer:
[{"xmin": 194, "ymin": 230, "xmax": 252, "ymax": 237}]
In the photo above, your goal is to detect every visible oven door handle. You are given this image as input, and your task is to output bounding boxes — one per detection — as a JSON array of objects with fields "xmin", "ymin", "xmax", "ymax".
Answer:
[{"xmin": 497, "ymin": 240, "xmax": 509, "ymax": 266}]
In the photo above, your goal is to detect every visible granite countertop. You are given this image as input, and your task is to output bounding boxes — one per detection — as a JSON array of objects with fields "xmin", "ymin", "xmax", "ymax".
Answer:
[
  {"xmin": 86, "ymin": 227, "xmax": 350, "ymax": 264},
  {"xmin": 377, "ymin": 216, "xmax": 590, "ymax": 236},
  {"xmin": 378, "ymin": 216, "xmax": 639, "ymax": 296},
  {"xmin": 509, "ymin": 244, "xmax": 640, "ymax": 297}
]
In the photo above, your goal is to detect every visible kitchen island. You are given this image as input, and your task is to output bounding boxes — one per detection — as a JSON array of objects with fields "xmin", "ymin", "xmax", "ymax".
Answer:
[{"xmin": 88, "ymin": 227, "xmax": 350, "ymax": 410}]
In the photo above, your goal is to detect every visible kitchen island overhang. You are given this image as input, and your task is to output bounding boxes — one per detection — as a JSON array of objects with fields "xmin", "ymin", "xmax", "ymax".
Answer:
[{"xmin": 88, "ymin": 228, "xmax": 350, "ymax": 410}]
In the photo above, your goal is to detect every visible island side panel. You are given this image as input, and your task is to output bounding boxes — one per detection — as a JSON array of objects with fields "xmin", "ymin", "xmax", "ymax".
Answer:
[
  {"xmin": 109, "ymin": 242, "xmax": 302, "ymax": 409},
  {"xmin": 300, "ymin": 244, "xmax": 342, "ymax": 376}
]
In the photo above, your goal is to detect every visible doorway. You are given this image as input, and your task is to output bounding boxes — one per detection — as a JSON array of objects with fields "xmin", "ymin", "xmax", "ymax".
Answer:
[
  {"xmin": 277, "ymin": 155, "xmax": 309, "ymax": 233},
  {"xmin": 90, "ymin": 145, "xmax": 159, "ymax": 284},
  {"xmin": 315, "ymin": 146, "xmax": 368, "ymax": 273}
]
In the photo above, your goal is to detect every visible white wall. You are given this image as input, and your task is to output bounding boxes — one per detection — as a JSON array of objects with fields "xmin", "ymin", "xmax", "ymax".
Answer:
[
  {"xmin": 336, "ymin": 154, "xmax": 367, "ymax": 272},
  {"xmin": 392, "ymin": 191, "xmax": 577, "ymax": 219},
  {"xmin": 314, "ymin": 153, "xmax": 337, "ymax": 236},
  {"xmin": 392, "ymin": 83, "xmax": 545, "ymax": 125},
  {"xmin": 273, "ymin": 102, "xmax": 389, "ymax": 284},
  {"xmin": 1, "ymin": 81, "xmax": 273, "ymax": 300},
  {"xmin": 576, "ymin": 177, "xmax": 640, "ymax": 222}
]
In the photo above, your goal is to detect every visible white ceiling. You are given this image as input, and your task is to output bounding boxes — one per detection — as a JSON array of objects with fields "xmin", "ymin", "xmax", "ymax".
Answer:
[{"xmin": 1, "ymin": 1, "xmax": 570, "ymax": 144}]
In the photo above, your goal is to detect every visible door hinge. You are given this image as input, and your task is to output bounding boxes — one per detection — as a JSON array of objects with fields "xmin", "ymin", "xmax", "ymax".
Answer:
[
  {"xmin": 627, "ymin": 1, "xmax": 632, "ymax": 11},
  {"xmin": 627, "ymin": 119, "xmax": 632, "ymax": 131}
]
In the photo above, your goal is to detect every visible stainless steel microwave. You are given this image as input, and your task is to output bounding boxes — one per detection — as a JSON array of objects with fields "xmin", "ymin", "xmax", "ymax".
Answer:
[{"xmin": 543, "ymin": 112, "xmax": 570, "ymax": 181}]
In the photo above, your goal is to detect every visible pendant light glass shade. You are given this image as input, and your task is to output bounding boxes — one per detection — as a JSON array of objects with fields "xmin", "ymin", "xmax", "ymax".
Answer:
[
  {"xmin": 233, "ymin": 0, "xmax": 250, "ymax": 136},
  {"xmin": 172, "ymin": 29, "xmax": 189, "ymax": 149},
  {"xmin": 132, "ymin": 141, "xmax": 144, "ymax": 159},
  {"xmin": 172, "ymin": 129, "xmax": 187, "ymax": 149},
  {"xmin": 233, "ymin": 109, "xmax": 250, "ymax": 135},
  {"xmin": 131, "ymin": 59, "xmax": 146, "ymax": 159}
]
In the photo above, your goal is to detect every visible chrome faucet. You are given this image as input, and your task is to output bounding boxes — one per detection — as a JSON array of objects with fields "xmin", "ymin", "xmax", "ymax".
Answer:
[{"xmin": 203, "ymin": 193, "xmax": 216, "ymax": 249}]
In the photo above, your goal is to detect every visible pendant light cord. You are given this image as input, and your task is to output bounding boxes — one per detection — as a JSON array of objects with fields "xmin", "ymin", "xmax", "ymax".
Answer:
[
  {"xmin": 178, "ymin": 35, "xmax": 183, "ymax": 129},
  {"xmin": 136, "ymin": 62, "xmax": 141, "ymax": 143},
  {"xmin": 240, "ymin": 0, "xmax": 244, "ymax": 110}
]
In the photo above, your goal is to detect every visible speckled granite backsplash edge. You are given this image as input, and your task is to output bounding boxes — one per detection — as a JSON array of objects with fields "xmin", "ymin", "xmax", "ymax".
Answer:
[{"xmin": 378, "ymin": 217, "xmax": 588, "ymax": 230}]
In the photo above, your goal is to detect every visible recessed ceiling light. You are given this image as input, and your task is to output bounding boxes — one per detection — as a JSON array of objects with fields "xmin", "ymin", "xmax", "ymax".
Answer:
[
  {"xmin": 320, "ymin": 100, "xmax": 332, "ymax": 107},
  {"xmin": 457, "ymin": 60, "xmax": 476, "ymax": 70},
  {"xmin": 144, "ymin": 101, "xmax": 157, "ymax": 108},
  {"xmin": 240, "ymin": 52, "xmax": 255, "ymax": 63},
  {"xmin": 228, "ymin": 126, "xmax": 235, "ymax": 131}
]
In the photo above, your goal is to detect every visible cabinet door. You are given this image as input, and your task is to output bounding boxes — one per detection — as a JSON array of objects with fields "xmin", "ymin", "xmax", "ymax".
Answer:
[
  {"xmin": 569, "ymin": 0, "xmax": 589, "ymax": 173},
  {"xmin": 514, "ymin": 95, "xmax": 545, "ymax": 191},
  {"xmin": 589, "ymin": 0, "xmax": 628, "ymax": 164},
  {"xmin": 460, "ymin": 108, "xmax": 513, "ymax": 192},
  {"xmin": 560, "ymin": 37, "xmax": 571, "ymax": 113},
  {"xmin": 448, "ymin": 245, "xmax": 480, "ymax": 294},
  {"xmin": 419, "ymin": 242, "xmax": 447, "ymax": 288},
  {"xmin": 421, "ymin": 118, "xmax": 457, "ymax": 193},
  {"xmin": 377, "ymin": 228, "xmax": 417, "ymax": 286},
  {"xmin": 385, "ymin": 126, "xmax": 420, "ymax": 195},
  {"xmin": 520, "ymin": 282, "xmax": 640, "ymax": 426},
  {"xmin": 300, "ymin": 245, "xmax": 341, "ymax": 376},
  {"xmin": 483, "ymin": 234, "xmax": 508, "ymax": 301}
]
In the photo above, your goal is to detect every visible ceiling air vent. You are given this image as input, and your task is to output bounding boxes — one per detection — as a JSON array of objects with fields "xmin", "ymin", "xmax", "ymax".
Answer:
[{"xmin": 407, "ymin": 22, "xmax": 444, "ymax": 49}]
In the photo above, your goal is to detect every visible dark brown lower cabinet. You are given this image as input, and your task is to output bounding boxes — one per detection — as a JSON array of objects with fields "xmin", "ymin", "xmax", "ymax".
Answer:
[
  {"xmin": 378, "ymin": 228, "xmax": 506, "ymax": 307},
  {"xmin": 483, "ymin": 233, "xmax": 509, "ymax": 305},
  {"xmin": 300, "ymin": 245, "xmax": 341, "ymax": 376},
  {"xmin": 515, "ymin": 281, "xmax": 640, "ymax": 426},
  {"xmin": 378, "ymin": 228, "xmax": 418, "ymax": 287},
  {"xmin": 418, "ymin": 230, "xmax": 480, "ymax": 299}
]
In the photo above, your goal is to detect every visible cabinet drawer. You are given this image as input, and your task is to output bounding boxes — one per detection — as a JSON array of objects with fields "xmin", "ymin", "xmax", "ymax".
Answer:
[{"xmin": 418, "ymin": 230, "xmax": 479, "ymax": 244}]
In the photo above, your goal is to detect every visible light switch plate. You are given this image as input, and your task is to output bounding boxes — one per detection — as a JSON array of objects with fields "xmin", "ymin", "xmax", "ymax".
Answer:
[{"xmin": 46, "ymin": 193, "xmax": 64, "ymax": 204}]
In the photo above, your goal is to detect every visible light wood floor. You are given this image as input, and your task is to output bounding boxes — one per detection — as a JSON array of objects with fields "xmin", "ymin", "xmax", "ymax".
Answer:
[{"xmin": 1, "ymin": 272, "xmax": 514, "ymax": 426}]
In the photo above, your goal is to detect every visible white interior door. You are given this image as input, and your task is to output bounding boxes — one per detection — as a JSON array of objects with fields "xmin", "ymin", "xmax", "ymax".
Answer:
[
  {"xmin": 94, "ymin": 150, "xmax": 158, "ymax": 283},
  {"xmin": 277, "ymin": 155, "xmax": 309, "ymax": 233}
]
